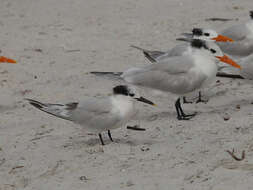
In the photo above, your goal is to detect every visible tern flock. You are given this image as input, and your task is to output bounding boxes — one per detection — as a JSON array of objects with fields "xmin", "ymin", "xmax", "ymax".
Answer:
[{"xmin": 25, "ymin": 11, "xmax": 253, "ymax": 145}]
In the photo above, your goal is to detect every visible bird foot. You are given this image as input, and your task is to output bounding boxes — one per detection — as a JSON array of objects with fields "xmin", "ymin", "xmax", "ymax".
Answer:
[
  {"xmin": 178, "ymin": 112, "xmax": 197, "ymax": 120},
  {"xmin": 183, "ymin": 97, "xmax": 193, "ymax": 104},
  {"xmin": 196, "ymin": 98, "xmax": 208, "ymax": 104}
]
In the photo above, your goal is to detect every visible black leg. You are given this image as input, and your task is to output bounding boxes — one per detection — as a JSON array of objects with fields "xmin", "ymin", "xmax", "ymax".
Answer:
[
  {"xmin": 99, "ymin": 133, "xmax": 105, "ymax": 145},
  {"xmin": 183, "ymin": 96, "xmax": 193, "ymax": 104},
  {"xmin": 175, "ymin": 98, "xmax": 182, "ymax": 120},
  {"xmin": 178, "ymin": 100, "xmax": 197, "ymax": 117},
  {"xmin": 108, "ymin": 130, "xmax": 113, "ymax": 142},
  {"xmin": 196, "ymin": 91, "xmax": 208, "ymax": 104},
  {"xmin": 175, "ymin": 98, "xmax": 197, "ymax": 120}
]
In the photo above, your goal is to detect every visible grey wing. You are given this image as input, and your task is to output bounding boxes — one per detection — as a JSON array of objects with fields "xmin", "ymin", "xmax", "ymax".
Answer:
[
  {"xmin": 122, "ymin": 56, "xmax": 207, "ymax": 94},
  {"xmin": 218, "ymin": 24, "xmax": 253, "ymax": 57},
  {"xmin": 144, "ymin": 50, "xmax": 166, "ymax": 62},
  {"xmin": 217, "ymin": 40, "xmax": 253, "ymax": 57},
  {"xmin": 221, "ymin": 24, "xmax": 249, "ymax": 41},
  {"xmin": 165, "ymin": 43, "xmax": 189, "ymax": 57},
  {"xmin": 131, "ymin": 44, "xmax": 189, "ymax": 63},
  {"xmin": 150, "ymin": 43, "xmax": 189, "ymax": 62},
  {"xmin": 69, "ymin": 97, "xmax": 121, "ymax": 130},
  {"xmin": 240, "ymin": 54, "xmax": 253, "ymax": 79},
  {"xmin": 146, "ymin": 43, "xmax": 190, "ymax": 62},
  {"xmin": 131, "ymin": 45, "xmax": 166, "ymax": 63}
]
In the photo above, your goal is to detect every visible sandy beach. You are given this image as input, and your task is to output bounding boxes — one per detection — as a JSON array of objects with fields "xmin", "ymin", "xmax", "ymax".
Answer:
[{"xmin": 1, "ymin": 0, "xmax": 253, "ymax": 189}]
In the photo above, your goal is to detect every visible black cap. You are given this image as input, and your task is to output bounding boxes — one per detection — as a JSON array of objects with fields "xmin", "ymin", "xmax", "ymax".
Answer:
[
  {"xmin": 192, "ymin": 28, "xmax": 203, "ymax": 36},
  {"xmin": 113, "ymin": 85, "xmax": 129, "ymax": 96},
  {"xmin": 250, "ymin": 11, "xmax": 253, "ymax": 19}
]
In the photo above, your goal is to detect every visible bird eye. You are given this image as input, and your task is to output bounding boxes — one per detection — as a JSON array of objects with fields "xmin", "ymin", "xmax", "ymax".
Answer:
[
  {"xmin": 210, "ymin": 49, "xmax": 216, "ymax": 54},
  {"xmin": 204, "ymin": 33, "xmax": 210, "ymax": 36}
]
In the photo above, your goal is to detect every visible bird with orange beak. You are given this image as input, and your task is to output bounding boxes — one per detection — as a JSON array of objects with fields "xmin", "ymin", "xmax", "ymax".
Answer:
[
  {"xmin": 91, "ymin": 39, "xmax": 241, "ymax": 120},
  {"xmin": 130, "ymin": 28, "xmax": 233, "ymax": 63},
  {"xmin": 130, "ymin": 28, "xmax": 235, "ymax": 103}
]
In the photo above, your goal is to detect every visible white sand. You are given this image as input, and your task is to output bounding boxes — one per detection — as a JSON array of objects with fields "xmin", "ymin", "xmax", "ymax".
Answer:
[{"xmin": 0, "ymin": 0, "xmax": 253, "ymax": 189}]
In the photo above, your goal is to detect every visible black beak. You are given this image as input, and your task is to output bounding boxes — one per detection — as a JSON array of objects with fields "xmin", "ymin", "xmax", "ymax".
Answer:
[{"xmin": 135, "ymin": 96, "xmax": 156, "ymax": 106}]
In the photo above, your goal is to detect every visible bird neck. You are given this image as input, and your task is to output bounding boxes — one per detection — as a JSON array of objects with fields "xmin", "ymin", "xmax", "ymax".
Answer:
[
  {"xmin": 193, "ymin": 51, "xmax": 217, "ymax": 74},
  {"xmin": 193, "ymin": 49, "xmax": 214, "ymax": 61}
]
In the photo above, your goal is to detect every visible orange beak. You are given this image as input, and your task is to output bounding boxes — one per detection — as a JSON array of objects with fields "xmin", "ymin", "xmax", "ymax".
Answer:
[
  {"xmin": 212, "ymin": 35, "xmax": 234, "ymax": 42},
  {"xmin": 0, "ymin": 56, "xmax": 17, "ymax": 64},
  {"xmin": 216, "ymin": 55, "xmax": 241, "ymax": 69}
]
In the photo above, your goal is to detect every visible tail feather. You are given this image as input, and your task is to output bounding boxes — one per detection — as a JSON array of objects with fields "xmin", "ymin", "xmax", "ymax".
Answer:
[
  {"xmin": 130, "ymin": 45, "xmax": 164, "ymax": 63},
  {"xmin": 25, "ymin": 98, "xmax": 46, "ymax": 109},
  {"xmin": 143, "ymin": 52, "xmax": 157, "ymax": 63},
  {"xmin": 90, "ymin": 71, "xmax": 123, "ymax": 81},
  {"xmin": 26, "ymin": 98, "xmax": 72, "ymax": 121}
]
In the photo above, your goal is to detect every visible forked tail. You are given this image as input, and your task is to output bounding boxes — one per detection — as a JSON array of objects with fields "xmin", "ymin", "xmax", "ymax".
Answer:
[
  {"xmin": 26, "ymin": 98, "xmax": 78, "ymax": 121},
  {"xmin": 131, "ymin": 45, "xmax": 164, "ymax": 63}
]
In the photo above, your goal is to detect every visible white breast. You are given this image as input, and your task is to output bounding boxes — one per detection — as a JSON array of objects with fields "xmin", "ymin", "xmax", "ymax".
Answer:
[
  {"xmin": 192, "ymin": 53, "xmax": 217, "ymax": 87},
  {"xmin": 111, "ymin": 95, "xmax": 135, "ymax": 121}
]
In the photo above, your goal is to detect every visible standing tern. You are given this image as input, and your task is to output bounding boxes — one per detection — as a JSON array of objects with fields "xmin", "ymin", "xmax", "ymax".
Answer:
[
  {"xmin": 131, "ymin": 28, "xmax": 233, "ymax": 63},
  {"xmin": 91, "ymin": 39, "xmax": 240, "ymax": 120},
  {"xmin": 131, "ymin": 29, "xmax": 233, "ymax": 103},
  {"xmin": 26, "ymin": 85, "xmax": 155, "ymax": 145}
]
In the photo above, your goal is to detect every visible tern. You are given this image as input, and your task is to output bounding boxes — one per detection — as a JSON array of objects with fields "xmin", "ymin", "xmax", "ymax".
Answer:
[
  {"xmin": 131, "ymin": 28, "xmax": 233, "ymax": 63},
  {"xmin": 91, "ymin": 39, "xmax": 240, "ymax": 120},
  {"xmin": 131, "ymin": 29, "xmax": 233, "ymax": 103},
  {"xmin": 26, "ymin": 85, "xmax": 155, "ymax": 145},
  {"xmin": 185, "ymin": 12, "xmax": 253, "ymax": 78},
  {"xmin": 180, "ymin": 12, "xmax": 253, "ymax": 58}
]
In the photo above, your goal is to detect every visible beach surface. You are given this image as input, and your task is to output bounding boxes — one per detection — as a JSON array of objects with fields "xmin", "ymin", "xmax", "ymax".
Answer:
[{"xmin": 0, "ymin": 0, "xmax": 253, "ymax": 189}]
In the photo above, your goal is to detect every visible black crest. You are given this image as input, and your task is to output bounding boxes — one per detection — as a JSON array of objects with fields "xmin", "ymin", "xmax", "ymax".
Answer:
[
  {"xmin": 250, "ymin": 11, "xmax": 253, "ymax": 19},
  {"xmin": 191, "ymin": 39, "xmax": 208, "ymax": 49},
  {"xmin": 192, "ymin": 28, "xmax": 203, "ymax": 36},
  {"xmin": 113, "ymin": 85, "xmax": 130, "ymax": 96}
]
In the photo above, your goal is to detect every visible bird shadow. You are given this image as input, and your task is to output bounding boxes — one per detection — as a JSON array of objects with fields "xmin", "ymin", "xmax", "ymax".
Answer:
[
  {"xmin": 63, "ymin": 134, "xmax": 159, "ymax": 148},
  {"xmin": 63, "ymin": 136, "xmax": 102, "ymax": 148},
  {"xmin": 140, "ymin": 110, "xmax": 195, "ymax": 121},
  {"xmin": 114, "ymin": 137, "xmax": 159, "ymax": 146},
  {"xmin": 198, "ymin": 98, "xmax": 253, "ymax": 114},
  {"xmin": 141, "ymin": 96, "xmax": 253, "ymax": 120}
]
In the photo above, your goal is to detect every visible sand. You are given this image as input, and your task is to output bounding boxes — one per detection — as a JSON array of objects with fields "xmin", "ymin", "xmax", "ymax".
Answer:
[{"xmin": 0, "ymin": 0, "xmax": 253, "ymax": 189}]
